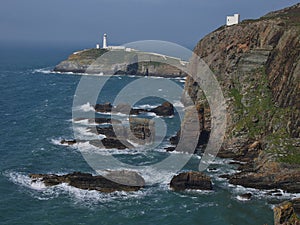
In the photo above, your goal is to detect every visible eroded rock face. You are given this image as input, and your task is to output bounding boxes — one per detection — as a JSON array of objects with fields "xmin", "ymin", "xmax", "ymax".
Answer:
[
  {"xmin": 274, "ymin": 199, "xmax": 300, "ymax": 225},
  {"xmin": 30, "ymin": 171, "xmax": 145, "ymax": 193},
  {"xmin": 170, "ymin": 171, "xmax": 212, "ymax": 191}
]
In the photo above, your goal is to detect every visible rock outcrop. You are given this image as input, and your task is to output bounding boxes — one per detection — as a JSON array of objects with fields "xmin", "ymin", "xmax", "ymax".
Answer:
[
  {"xmin": 274, "ymin": 199, "xmax": 300, "ymax": 225},
  {"xmin": 170, "ymin": 171, "xmax": 212, "ymax": 191},
  {"xmin": 88, "ymin": 117, "xmax": 154, "ymax": 149},
  {"xmin": 150, "ymin": 101, "xmax": 174, "ymax": 116},
  {"xmin": 183, "ymin": 3, "xmax": 300, "ymax": 192},
  {"xmin": 94, "ymin": 101, "xmax": 174, "ymax": 117},
  {"xmin": 30, "ymin": 171, "xmax": 145, "ymax": 192},
  {"xmin": 60, "ymin": 139, "xmax": 77, "ymax": 145}
]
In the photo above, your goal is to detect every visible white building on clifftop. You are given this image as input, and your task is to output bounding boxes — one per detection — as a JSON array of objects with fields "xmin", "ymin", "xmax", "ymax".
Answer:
[{"xmin": 226, "ymin": 14, "xmax": 240, "ymax": 26}]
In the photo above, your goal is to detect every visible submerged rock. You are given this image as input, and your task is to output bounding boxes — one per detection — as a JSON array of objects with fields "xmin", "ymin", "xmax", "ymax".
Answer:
[
  {"xmin": 170, "ymin": 171, "xmax": 212, "ymax": 191},
  {"xmin": 30, "ymin": 171, "xmax": 145, "ymax": 192}
]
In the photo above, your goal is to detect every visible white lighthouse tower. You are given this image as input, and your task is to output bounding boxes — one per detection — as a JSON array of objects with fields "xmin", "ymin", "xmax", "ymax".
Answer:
[{"xmin": 103, "ymin": 33, "xmax": 108, "ymax": 49}]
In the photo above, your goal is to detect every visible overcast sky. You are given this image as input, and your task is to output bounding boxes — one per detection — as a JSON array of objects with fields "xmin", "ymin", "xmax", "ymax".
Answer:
[{"xmin": 0, "ymin": 0, "xmax": 299, "ymax": 48}]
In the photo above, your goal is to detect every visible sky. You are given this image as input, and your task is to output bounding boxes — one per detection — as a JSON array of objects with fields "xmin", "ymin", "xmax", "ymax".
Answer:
[{"xmin": 0, "ymin": 0, "xmax": 299, "ymax": 49}]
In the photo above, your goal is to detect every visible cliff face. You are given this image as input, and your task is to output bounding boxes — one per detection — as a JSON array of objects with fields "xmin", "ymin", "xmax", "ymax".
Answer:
[
  {"xmin": 54, "ymin": 48, "xmax": 187, "ymax": 77},
  {"xmin": 185, "ymin": 3, "xmax": 300, "ymax": 191}
]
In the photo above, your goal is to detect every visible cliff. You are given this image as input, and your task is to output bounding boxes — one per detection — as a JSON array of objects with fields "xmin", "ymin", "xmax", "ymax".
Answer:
[
  {"xmin": 185, "ymin": 3, "xmax": 300, "ymax": 192},
  {"xmin": 54, "ymin": 48, "xmax": 187, "ymax": 77}
]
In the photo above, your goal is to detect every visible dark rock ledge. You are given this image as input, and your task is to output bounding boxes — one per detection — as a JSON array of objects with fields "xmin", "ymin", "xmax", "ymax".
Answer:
[
  {"xmin": 170, "ymin": 171, "xmax": 213, "ymax": 191},
  {"xmin": 30, "ymin": 171, "xmax": 145, "ymax": 193}
]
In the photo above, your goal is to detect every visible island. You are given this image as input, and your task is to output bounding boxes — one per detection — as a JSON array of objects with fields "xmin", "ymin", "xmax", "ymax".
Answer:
[{"xmin": 54, "ymin": 47, "xmax": 188, "ymax": 77}]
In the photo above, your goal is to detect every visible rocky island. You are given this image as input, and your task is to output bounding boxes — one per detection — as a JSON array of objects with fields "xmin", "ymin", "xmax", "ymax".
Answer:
[{"xmin": 54, "ymin": 47, "xmax": 188, "ymax": 77}]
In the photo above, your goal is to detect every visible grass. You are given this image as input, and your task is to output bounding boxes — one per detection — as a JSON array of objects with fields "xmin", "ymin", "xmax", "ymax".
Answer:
[{"xmin": 228, "ymin": 67, "xmax": 300, "ymax": 164}]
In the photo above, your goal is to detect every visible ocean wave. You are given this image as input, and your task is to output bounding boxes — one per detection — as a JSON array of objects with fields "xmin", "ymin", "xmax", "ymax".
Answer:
[
  {"xmin": 33, "ymin": 68, "xmax": 90, "ymax": 76},
  {"xmin": 7, "ymin": 172, "xmax": 47, "ymax": 191},
  {"xmin": 225, "ymin": 183, "xmax": 300, "ymax": 202},
  {"xmin": 173, "ymin": 100, "xmax": 184, "ymax": 108},
  {"xmin": 132, "ymin": 104, "xmax": 160, "ymax": 109},
  {"xmin": 73, "ymin": 127, "xmax": 104, "ymax": 140},
  {"xmin": 77, "ymin": 102, "xmax": 95, "ymax": 112}
]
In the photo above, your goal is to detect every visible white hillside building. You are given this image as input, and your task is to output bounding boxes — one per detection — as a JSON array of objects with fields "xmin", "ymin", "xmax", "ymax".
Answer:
[{"xmin": 226, "ymin": 14, "xmax": 240, "ymax": 26}]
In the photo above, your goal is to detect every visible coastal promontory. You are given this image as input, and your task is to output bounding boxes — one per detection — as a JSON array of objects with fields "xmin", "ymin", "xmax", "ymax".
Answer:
[{"xmin": 54, "ymin": 48, "xmax": 187, "ymax": 77}]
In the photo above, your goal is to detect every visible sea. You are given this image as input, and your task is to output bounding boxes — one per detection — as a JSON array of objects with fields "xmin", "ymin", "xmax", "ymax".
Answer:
[{"xmin": 0, "ymin": 42, "xmax": 298, "ymax": 225}]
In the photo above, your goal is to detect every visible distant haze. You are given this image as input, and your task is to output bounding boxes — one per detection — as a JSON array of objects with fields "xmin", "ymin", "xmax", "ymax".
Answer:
[{"xmin": 1, "ymin": 0, "xmax": 299, "ymax": 49}]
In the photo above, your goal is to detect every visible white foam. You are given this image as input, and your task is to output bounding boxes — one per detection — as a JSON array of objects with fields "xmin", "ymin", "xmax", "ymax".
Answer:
[
  {"xmin": 78, "ymin": 102, "xmax": 95, "ymax": 112},
  {"xmin": 145, "ymin": 112, "xmax": 157, "ymax": 117},
  {"xmin": 173, "ymin": 100, "xmax": 184, "ymax": 108},
  {"xmin": 236, "ymin": 195, "xmax": 251, "ymax": 201},
  {"xmin": 133, "ymin": 104, "xmax": 160, "ymax": 109},
  {"xmin": 8, "ymin": 172, "xmax": 46, "ymax": 191},
  {"xmin": 33, "ymin": 68, "xmax": 90, "ymax": 76},
  {"xmin": 6, "ymin": 171, "xmax": 153, "ymax": 204},
  {"xmin": 73, "ymin": 127, "xmax": 101, "ymax": 140}
]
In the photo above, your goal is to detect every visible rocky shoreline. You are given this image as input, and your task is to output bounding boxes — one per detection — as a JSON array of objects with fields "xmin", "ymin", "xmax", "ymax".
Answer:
[
  {"xmin": 30, "ymin": 4, "xmax": 300, "ymax": 224},
  {"xmin": 183, "ymin": 3, "xmax": 300, "ymax": 195}
]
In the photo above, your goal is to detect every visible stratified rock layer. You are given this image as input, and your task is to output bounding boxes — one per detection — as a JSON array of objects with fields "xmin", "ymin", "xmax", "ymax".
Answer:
[{"xmin": 184, "ymin": 3, "xmax": 300, "ymax": 192}]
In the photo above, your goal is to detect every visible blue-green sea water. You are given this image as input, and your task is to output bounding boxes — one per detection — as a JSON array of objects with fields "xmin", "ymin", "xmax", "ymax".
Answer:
[{"xmin": 0, "ymin": 43, "xmax": 297, "ymax": 225}]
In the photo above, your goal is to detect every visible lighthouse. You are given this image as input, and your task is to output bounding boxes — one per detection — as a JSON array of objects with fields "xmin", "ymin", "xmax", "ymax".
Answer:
[{"xmin": 103, "ymin": 33, "xmax": 108, "ymax": 49}]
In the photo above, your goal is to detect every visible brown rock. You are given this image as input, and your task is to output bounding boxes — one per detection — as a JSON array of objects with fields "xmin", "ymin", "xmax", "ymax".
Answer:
[
  {"xmin": 150, "ymin": 101, "xmax": 174, "ymax": 117},
  {"xmin": 94, "ymin": 103, "xmax": 112, "ymax": 113},
  {"xmin": 170, "ymin": 171, "xmax": 212, "ymax": 191}
]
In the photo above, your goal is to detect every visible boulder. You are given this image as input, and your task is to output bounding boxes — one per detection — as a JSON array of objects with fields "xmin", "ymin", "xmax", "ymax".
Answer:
[
  {"xmin": 100, "ymin": 138, "xmax": 129, "ymax": 149},
  {"xmin": 274, "ymin": 199, "xmax": 300, "ymax": 225},
  {"xmin": 238, "ymin": 193, "xmax": 252, "ymax": 200},
  {"xmin": 94, "ymin": 103, "xmax": 112, "ymax": 113},
  {"xmin": 150, "ymin": 101, "xmax": 174, "ymax": 116},
  {"xmin": 170, "ymin": 171, "xmax": 212, "ymax": 191},
  {"xmin": 169, "ymin": 130, "xmax": 180, "ymax": 146},
  {"xmin": 89, "ymin": 138, "xmax": 134, "ymax": 150},
  {"xmin": 60, "ymin": 139, "xmax": 77, "ymax": 145},
  {"xmin": 29, "ymin": 171, "xmax": 145, "ymax": 193},
  {"xmin": 165, "ymin": 146, "xmax": 176, "ymax": 152}
]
